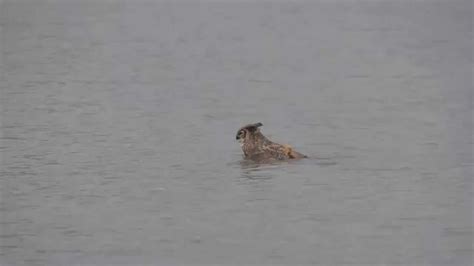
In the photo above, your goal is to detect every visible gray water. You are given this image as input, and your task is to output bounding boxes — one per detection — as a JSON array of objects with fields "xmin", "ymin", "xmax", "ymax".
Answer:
[{"xmin": 1, "ymin": 1, "xmax": 472, "ymax": 265}]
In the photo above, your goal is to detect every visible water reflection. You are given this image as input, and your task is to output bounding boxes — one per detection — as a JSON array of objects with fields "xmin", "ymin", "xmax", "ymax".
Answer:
[
  {"xmin": 237, "ymin": 156, "xmax": 337, "ymax": 180},
  {"xmin": 235, "ymin": 159, "xmax": 280, "ymax": 197},
  {"xmin": 238, "ymin": 159, "xmax": 281, "ymax": 180}
]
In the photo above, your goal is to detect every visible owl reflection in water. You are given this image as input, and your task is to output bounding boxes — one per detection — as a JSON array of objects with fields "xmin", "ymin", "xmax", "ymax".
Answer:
[{"xmin": 236, "ymin": 122, "xmax": 307, "ymax": 162}]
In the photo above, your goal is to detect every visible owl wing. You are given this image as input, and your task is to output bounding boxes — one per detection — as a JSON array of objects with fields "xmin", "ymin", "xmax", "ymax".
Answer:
[
  {"xmin": 262, "ymin": 142, "xmax": 307, "ymax": 160},
  {"xmin": 261, "ymin": 142, "xmax": 292, "ymax": 160}
]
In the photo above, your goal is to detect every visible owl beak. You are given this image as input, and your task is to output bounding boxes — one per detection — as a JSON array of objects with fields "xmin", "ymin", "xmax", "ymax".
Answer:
[{"xmin": 236, "ymin": 134, "xmax": 240, "ymax": 140}]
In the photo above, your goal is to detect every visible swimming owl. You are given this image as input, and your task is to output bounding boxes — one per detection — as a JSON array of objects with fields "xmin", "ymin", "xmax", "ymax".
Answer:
[{"xmin": 236, "ymin": 122, "xmax": 307, "ymax": 162}]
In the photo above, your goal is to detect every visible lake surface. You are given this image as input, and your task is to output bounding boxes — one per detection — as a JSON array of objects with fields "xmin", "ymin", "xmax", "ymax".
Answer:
[{"xmin": 1, "ymin": 0, "xmax": 472, "ymax": 265}]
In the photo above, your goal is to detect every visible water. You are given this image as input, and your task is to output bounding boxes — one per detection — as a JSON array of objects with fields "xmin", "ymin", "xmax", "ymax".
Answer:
[{"xmin": 1, "ymin": 1, "xmax": 472, "ymax": 265}]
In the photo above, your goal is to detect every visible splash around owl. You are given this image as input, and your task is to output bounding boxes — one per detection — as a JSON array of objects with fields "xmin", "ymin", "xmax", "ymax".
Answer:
[{"xmin": 236, "ymin": 122, "xmax": 307, "ymax": 162}]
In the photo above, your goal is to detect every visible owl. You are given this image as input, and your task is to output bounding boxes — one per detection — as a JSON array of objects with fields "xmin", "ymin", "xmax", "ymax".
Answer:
[{"xmin": 235, "ymin": 122, "xmax": 307, "ymax": 162}]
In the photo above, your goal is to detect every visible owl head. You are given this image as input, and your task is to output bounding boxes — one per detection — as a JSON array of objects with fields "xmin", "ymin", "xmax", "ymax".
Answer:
[{"xmin": 236, "ymin": 122, "xmax": 263, "ymax": 143}]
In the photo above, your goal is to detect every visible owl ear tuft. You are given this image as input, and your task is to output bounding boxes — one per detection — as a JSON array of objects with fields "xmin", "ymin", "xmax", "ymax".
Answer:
[{"xmin": 246, "ymin": 122, "xmax": 263, "ymax": 132}]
